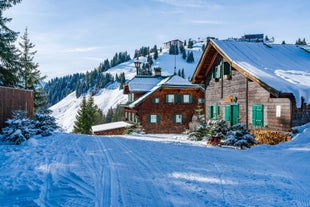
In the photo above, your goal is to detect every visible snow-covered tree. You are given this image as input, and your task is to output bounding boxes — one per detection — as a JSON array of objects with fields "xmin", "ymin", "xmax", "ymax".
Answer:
[
  {"xmin": 1, "ymin": 110, "xmax": 32, "ymax": 145},
  {"xmin": 222, "ymin": 124, "xmax": 258, "ymax": 149},
  {"xmin": 32, "ymin": 109, "xmax": 58, "ymax": 136}
]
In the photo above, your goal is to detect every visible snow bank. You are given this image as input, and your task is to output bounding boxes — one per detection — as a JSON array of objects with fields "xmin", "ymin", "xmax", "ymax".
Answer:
[{"xmin": 1, "ymin": 123, "xmax": 310, "ymax": 206}]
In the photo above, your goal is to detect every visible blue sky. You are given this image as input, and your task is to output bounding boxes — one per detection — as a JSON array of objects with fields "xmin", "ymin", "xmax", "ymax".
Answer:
[{"xmin": 6, "ymin": 0, "xmax": 310, "ymax": 79}]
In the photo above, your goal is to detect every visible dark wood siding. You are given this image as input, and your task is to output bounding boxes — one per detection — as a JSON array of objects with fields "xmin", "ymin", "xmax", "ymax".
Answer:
[
  {"xmin": 126, "ymin": 87, "xmax": 205, "ymax": 134},
  {"xmin": 0, "ymin": 87, "xmax": 34, "ymax": 129}
]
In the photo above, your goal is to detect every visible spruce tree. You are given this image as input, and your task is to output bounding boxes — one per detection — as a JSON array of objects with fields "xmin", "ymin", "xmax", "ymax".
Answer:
[
  {"xmin": 0, "ymin": 0, "xmax": 21, "ymax": 87},
  {"xmin": 73, "ymin": 95, "xmax": 103, "ymax": 134},
  {"xmin": 153, "ymin": 45, "xmax": 158, "ymax": 60},
  {"xmin": 18, "ymin": 28, "xmax": 47, "ymax": 110}
]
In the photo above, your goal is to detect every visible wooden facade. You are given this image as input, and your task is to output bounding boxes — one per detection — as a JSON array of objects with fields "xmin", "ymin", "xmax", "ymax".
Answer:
[
  {"xmin": 123, "ymin": 75, "xmax": 205, "ymax": 134},
  {"xmin": 125, "ymin": 87, "xmax": 204, "ymax": 134},
  {"xmin": 192, "ymin": 40, "xmax": 310, "ymax": 131},
  {"xmin": 0, "ymin": 86, "xmax": 34, "ymax": 130}
]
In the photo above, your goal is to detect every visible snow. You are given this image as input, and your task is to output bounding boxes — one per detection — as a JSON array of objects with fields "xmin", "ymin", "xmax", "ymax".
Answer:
[
  {"xmin": 50, "ymin": 82, "xmax": 127, "ymax": 132},
  {"xmin": 127, "ymin": 76, "xmax": 164, "ymax": 92},
  {"xmin": 92, "ymin": 121, "xmax": 133, "ymax": 132},
  {"xmin": 50, "ymin": 43, "xmax": 203, "ymax": 132},
  {"xmin": 1, "ymin": 123, "xmax": 310, "ymax": 206},
  {"xmin": 213, "ymin": 40, "xmax": 310, "ymax": 107}
]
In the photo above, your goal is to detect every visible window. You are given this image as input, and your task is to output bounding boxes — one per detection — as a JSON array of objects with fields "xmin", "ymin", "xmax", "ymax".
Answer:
[
  {"xmin": 225, "ymin": 104, "xmax": 239, "ymax": 126},
  {"xmin": 276, "ymin": 105, "xmax": 281, "ymax": 117},
  {"xmin": 209, "ymin": 104, "xmax": 219, "ymax": 120},
  {"xmin": 166, "ymin": 94, "xmax": 177, "ymax": 103},
  {"xmin": 128, "ymin": 93, "xmax": 134, "ymax": 102},
  {"xmin": 152, "ymin": 97, "xmax": 160, "ymax": 104},
  {"xmin": 212, "ymin": 62, "xmax": 231, "ymax": 79},
  {"xmin": 181, "ymin": 94, "xmax": 192, "ymax": 103},
  {"xmin": 174, "ymin": 114, "xmax": 184, "ymax": 123},
  {"xmin": 198, "ymin": 98, "xmax": 205, "ymax": 104},
  {"xmin": 252, "ymin": 104, "xmax": 264, "ymax": 127},
  {"xmin": 148, "ymin": 114, "xmax": 160, "ymax": 123}
]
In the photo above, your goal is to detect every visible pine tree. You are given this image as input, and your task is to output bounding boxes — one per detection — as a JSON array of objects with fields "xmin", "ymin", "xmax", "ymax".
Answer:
[
  {"xmin": 73, "ymin": 95, "xmax": 103, "ymax": 134},
  {"xmin": 182, "ymin": 49, "xmax": 187, "ymax": 60},
  {"xmin": 181, "ymin": 68, "xmax": 185, "ymax": 78},
  {"xmin": 153, "ymin": 45, "xmax": 158, "ymax": 60},
  {"xmin": 0, "ymin": 0, "xmax": 22, "ymax": 87},
  {"xmin": 187, "ymin": 39, "xmax": 194, "ymax": 49},
  {"xmin": 18, "ymin": 28, "xmax": 47, "ymax": 110},
  {"xmin": 186, "ymin": 51, "xmax": 194, "ymax": 63}
]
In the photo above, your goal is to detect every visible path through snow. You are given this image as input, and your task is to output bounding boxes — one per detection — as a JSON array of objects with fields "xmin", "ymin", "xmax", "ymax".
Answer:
[{"xmin": 1, "ymin": 132, "xmax": 310, "ymax": 206}]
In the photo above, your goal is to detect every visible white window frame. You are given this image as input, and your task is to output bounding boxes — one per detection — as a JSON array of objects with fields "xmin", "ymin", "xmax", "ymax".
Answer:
[
  {"xmin": 150, "ymin": 114, "xmax": 158, "ymax": 123},
  {"xmin": 167, "ymin": 94, "xmax": 175, "ymax": 103}
]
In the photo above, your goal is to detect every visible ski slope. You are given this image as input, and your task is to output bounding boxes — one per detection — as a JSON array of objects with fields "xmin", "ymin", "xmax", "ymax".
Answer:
[
  {"xmin": 50, "ymin": 43, "xmax": 203, "ymax": 132},
  {"xmin": 1, "ymin": 123, "xmax": 310, "ymax": 206}
]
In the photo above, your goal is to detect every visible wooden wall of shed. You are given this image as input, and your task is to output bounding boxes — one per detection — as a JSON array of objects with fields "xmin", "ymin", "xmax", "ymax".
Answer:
[
  {"xmin": 93, "ymin": 127, "xmax": 127, "ymax": 136},
  {"xmin": 0, "ymin": 87, "xmax": 34, "ymax": 130},
  {"xmin": 205, "ymin": 68, "xmax": 292, "ymax": 131},
  {"xmin": 137, "ymin": 87, "xmax": 205, "ymax": 134}
]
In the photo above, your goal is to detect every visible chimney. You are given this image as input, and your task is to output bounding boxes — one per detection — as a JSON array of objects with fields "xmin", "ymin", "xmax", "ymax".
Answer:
[{"xmin": 154, "ymin": 67, "xmax": 162, "ymax": 77}]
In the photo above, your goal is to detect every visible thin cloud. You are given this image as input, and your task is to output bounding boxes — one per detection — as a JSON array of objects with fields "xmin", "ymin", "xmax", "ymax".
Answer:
[
  {"xmin": 60, "ymin": 47, "xmax": 101, "ymax": 53},
  {"xmin": 190, "ymin": 20, "xmax": 225, "ymax": 25},
  {"xmin": 155, "ymin": 0, "xmax": 208, "ymax": 8}
]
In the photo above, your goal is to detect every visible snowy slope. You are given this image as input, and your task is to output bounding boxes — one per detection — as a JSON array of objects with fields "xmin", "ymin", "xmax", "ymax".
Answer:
[
  {"xmin": 1, "ymin": 124, "xmax": 310, "ymax": 206},
  {"xmin": 50, "ymin": 43, "xmax": 203, "ymax": 132}
]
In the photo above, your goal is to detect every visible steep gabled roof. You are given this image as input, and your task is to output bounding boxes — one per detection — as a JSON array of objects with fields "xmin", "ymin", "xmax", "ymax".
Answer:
[
  {"xmin": 127, "ymin": 75, "xmax": 204, "ymax": 108},
  {"xmin": 192, "ymin": 39, "xmax": 310, "ymax": 107}
]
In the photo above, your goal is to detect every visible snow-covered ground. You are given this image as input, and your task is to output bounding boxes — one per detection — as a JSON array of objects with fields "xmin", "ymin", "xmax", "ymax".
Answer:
[
  {"xmin": 50, "ymin": 43, "xmax": 203, "ymax": 132},
  {"xmin": 1, "ymin": 123, "xmax": 310, "ymax": 206}
]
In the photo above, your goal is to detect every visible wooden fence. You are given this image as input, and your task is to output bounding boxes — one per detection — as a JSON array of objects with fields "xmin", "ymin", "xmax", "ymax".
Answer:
[{"xmin": 0, "ymin": 86, "xmax": 34, "ymax": 130}]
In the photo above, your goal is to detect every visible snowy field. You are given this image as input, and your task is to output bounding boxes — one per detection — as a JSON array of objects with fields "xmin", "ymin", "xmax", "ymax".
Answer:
[{"xmin": 1, "ymin": 123, "xmax": 310, "ymax": 206}]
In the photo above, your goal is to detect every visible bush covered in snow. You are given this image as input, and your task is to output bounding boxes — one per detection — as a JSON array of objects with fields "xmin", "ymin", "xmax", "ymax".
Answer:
[
  {"xmin": 222, "ymin": 124, "xmax": 258, "ymax": 149},
  {"xmin": 188, "ymin": 120, "xmax": 257, "ymax": 149},
  {"xmin": 1, "ymin": 110, "xmax": 59, "ymax": 145},
  {"xmin": 188, "ymin": 120, "xmax": 229, "ymax": 141}
]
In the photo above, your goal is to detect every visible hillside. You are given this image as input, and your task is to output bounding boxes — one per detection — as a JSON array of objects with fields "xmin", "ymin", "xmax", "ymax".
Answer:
[
  {"xmin": 50, "ymin": 42, "xmax": 204, "ymax": 132},
  {"xmin": 1, "ymin": 123, "xmax": 310, "ymax": 206}
]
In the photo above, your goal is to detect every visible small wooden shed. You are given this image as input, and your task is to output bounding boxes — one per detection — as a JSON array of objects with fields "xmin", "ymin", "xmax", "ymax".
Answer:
[
  {"xmin": 0, "ymin": 86, "xmax": 34, "ymax": 130},
  {"xmin": 92, "ymin": 121, "xmax": 134, "ymax": 136}
]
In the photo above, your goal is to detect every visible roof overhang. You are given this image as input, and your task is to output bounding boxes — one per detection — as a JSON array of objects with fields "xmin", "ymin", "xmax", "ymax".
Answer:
[{"xmin": 191, "ymin": 39, "xmax": 281, "ymax": 98}]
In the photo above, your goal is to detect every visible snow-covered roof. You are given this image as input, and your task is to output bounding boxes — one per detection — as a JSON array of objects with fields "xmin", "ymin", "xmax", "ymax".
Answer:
[
  {"xmin": 128, "ymin": 75, "xmax": 204, "ymax": 108},
  {"xmin": 127, "ymin": 77, "xmax": 164, "ymax": 92},
  {"xmin": 92, "ymin": 121, "xmax": 133, "ymax": 133},
  {"xmin": 212, "ymin": 39, "xmax": 310, "ymax": 107}
]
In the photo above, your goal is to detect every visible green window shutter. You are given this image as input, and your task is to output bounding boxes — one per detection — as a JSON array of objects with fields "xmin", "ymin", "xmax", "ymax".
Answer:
[
  {"xmin": 225, "ymin": 105, "xmax": 231, "ymax": 122},
  {"xmin": 252, "ymin": 105, "xmax": 257, "ymax": 125},
  {"xmin": 165, "ymin": 94, "xmax": 169, "ymax": 103},
  {"xmin": 189, "ymin": 95, "xmax": 193, "ymax": 103},
  {"xmin": 173, "ymin": 114, "xmax": 176, "ymax": 123},
  {"xmin": 180, "ymin": 95, "xmax": 184, "ymax": 103},
  {"xmin": 152, "ymin": 98, "xmax": 155, "ymax": 103},
  {"xmin": 147, "ymin": 114, "xmax": 151, "ymax": 123},
  {"xmin": 252, "ymin": 104, "xmax": 264, "ymax": 126},
  {"xmin": 174, "ymin": 94, "xmax": 178, "ymax": 103},
  {"xmin": 232, "ymin": 104, "xmax": 239, "ymax": 125},
  {"xmin": 182, "ymin": 114, "xmax": 186, "ymax": 123},
  {"xmin": 209, "ymin": 105, "xmax": 214, "ymax": 119},
  {"xmin": 157, "ymin": 115, "xmax": 160, "ymax": 123}
]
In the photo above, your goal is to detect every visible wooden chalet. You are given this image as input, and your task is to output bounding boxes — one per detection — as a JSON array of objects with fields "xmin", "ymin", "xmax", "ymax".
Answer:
[
  {"xmin": 163, "ymin": 39, "xmax": 184, "ymax": 49},
  {"xmin": 192, "ymin": 39, "xmax": 310, "ymax": 131},
  {"xmin": 0, "ymin": 86, "xmax": 34, "ymax": 130},
  {"xmin": 123, "ymin": 69, "xmax": 205, "ymax": 134}
]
